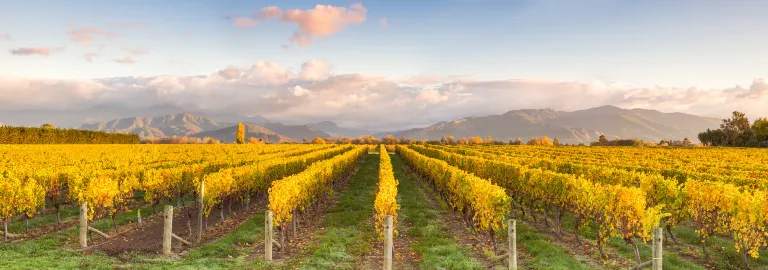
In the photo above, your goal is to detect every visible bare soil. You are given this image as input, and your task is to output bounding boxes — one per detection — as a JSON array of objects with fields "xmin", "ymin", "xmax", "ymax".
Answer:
[{"xmin": 91, "ymin": 197, "xmax": 266, "ymax": 256}]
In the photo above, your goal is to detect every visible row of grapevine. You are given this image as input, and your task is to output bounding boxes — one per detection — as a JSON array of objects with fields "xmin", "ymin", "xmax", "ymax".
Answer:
[
  {"xmin": 0, "ymin": 144, "xmax": 335, "ymax": 236},
  {"xmin": 408, "ymin": 145, "xmax": 664, "ymax": 258},
  {"xmin": 431, "ymin": 145, "xmax": 768, "ymax": 261},
  {"xmin": 269, "ymin": 146, "xmax": 368, "ymax": 226},
  {"xmin": 374, "ymin": 145, "xmax": 399, "ymax": 238},
  {"xmin": 396, "ymin": 145, "xmax": 511, "ymax": 233}
]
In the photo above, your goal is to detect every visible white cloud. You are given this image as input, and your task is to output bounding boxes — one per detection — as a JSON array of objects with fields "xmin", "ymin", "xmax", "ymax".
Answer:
[
  {"xmin": 1, "ymin": 60, "xmax": 767, "ymax": 129},
  {"xmin": 299, "ymin": 60, "xmax": 332, "ymax": 81}
]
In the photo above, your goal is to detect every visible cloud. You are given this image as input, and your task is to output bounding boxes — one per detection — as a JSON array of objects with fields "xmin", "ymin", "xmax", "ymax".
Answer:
[
  {"xmin": 10, "ymin": 47, "xmax": 52, "ymax": 56},
  {"xmin": 114, "ymin": 57, "xmax": 135, "ymax": 64},
  {"xmin": 379, "ymin": 18, "xmax": 388, "ymax": 28},
  {"xmin": 218, "ymin": 66, "xmax": 243, "ymax": 80},
  {"xmin": 299, "ymin": 60, "xmax": 332, "ymax": 80},
  {"xmin": 67, "ymin": 28, "xmax": 112, "ymax": 46},
  {"xmin": 84, "ymin": 53, "xmax": 99, "ymax": 63},
  {"xmin": 281, "ymin": 3, "xmax": 367, "ymax": 46},
  {"xmin": 122, "ymin": 47, "xmax": 150, "ymax": 55},
  {"xmin": 416, "ymin": 89, "xmax": 449, "ymax": 104},
  {"xmin": 0, "ymin": 33, "xmax": 10, "ymax": 41},
  {"xmin": 233, "ymin": 6, "xmax": 282, "ymax": 28},
  {"xmin": 2, "ymin": 60, "xmax": 767, "ymax": 130}
]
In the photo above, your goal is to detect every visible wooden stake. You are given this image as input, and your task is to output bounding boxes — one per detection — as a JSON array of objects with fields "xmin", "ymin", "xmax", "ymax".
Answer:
[
  {"xmin": 384, "ymin": 215, "xmax": 394, "ymax": 270},
  {"xmin": 88, "ymin": 226, "xmax": 109, "ymax": 238},
  {"xmin": 197, "ymin": 180, "xmax": 204, "ymax": 244},
  {"xmin": 509, "ymin": 219, "xmax": 517, "ymax": 270},
  {"xmin": 265, "ymin": 210, "xmax": 273, "ymax": 261},
  {"xmin": 163, "ymin": 205, "xmax": 173, "ymax": 256},
  {"xmin": 653, "ymin": 227, "xmax": 663, "ymax": 270},
  {"xmin": 79, "ymin": 202, "xmax": 88, "ymax": 248}
]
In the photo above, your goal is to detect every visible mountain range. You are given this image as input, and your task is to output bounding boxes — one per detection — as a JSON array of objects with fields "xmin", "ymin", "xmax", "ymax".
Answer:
[
  {"xmin": 377, "ymin": 105, "xmax": 721, "ymax": 144},
  {"xmin": 6, "ymin": 105, "xmax": 723, "ymax": 144}
]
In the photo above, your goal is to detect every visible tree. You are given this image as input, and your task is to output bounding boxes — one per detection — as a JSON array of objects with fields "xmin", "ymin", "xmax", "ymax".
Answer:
[
  {"xmin": 553, "ymin": 136, "xmax": 561, "ymax": 146},
  {"xmin": 527, "ymin": 138, "xmax": 541, "ymax": 145},
  {"xmin": 484, "ymin": 135, "xmax": 493, "ymax": 144},
  {"xmin": 383, "ymin": 135, "xmax": 398, "ymax": 145},
  {"xmin": 41, "ymin": 123, "xmax": 56, "ymax": 129},
  {"xmin": 721, "ymin": 111, "xmax": 751, "ymax": 146},
  {"xmin": 540, "ymin": 136, "xmax": 554, "ymax": 146},
  {"xmin": 469, "ymin": 136, "xmax": 483, "ymax": 145},
  {"xmin": 311, "ymin": 137, "xmax": 326, "ymax": 144},
  {"xmin": 598, "ymin": 134, "xmax": 609, "ymax": 145},
  {"xmin": 446, "ymin": 136, "xmax": 455, "ymax": 145},
  {"xmin": 457, "ymin": 137, "xmax": 469, "ymax": 145},
  {"xmin": 511, "ymin": 138, "xmax": 523, "ymax": 145},
  {"xmin": 247, "ymin": 137, "xmax": 263, "ymax": 144},
  {"xmin": 302, "ymin": 137, "xmax": 308, "ymax": 144},
  {"xmin": 752, "ymin": 117, "xmax": 768, "ymax": 142},
  {"xmin": 683, "ymin": 137, "xmax": 692, "ymax": 146},
  {"xmin": 236, "ymin": 122, "xmax": 245, "ymax": 144}
]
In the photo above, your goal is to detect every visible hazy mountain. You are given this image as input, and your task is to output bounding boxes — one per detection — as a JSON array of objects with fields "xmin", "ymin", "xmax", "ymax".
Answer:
[
  {"xmin": 193, "ymin": 112, "xmax": 270, "ymax": 124},
  {"xmin": 309, "ymin": 121, "xmax": 371, "ymax": 138},
  {"xmin": 79, "ymin": 113, "xmax": 225, "ymax": 138},
  {"xmin": 379, "ymin": 106, "xmax": 721, "ymax": 144},
  {"xmin": 0, "ymin": 105, "xmax": 189, "ymax": 128},
  {"xmin": 260, "ymin": 122, "xmax": 332, "ymax": 141},
  {"xmin": 191, "ymin": 123, "xmax": 291, "ymax": 143}
]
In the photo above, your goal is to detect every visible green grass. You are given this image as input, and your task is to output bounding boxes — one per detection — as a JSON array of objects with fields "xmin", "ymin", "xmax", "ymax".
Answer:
[
  {"xmin": 297, "ymin": 154, "xmax": 379, "ymax": 269},
  {"xmin": 391, "ymin": 154, "xmax": 484, "ymax": 270},
  {"xmin": 556, "ymin": 213, "xmax": 704, "ymax": 270},
  {"xmin": 5, "ymin": 204, "xmax": 81, "ymax": 234},
  {"xmin": 670, "ymin": 225, "xmax": 768, "ymax": 270},
  {"xmin": 512, "ymin": 221, "xmax": 594, "ymax": 270}
]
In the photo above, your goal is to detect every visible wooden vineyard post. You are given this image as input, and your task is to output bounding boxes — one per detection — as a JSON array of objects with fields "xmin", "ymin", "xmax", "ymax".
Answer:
[
  {"xmin": 197, "ymin": 180, "xmax": 204, "ymax": 244},
  {"xmin": 163, "ymin": 205, "xmax": 173, "ymax": 256},
  {"xmin": 509, "ymin": 219, "xmax": 517, "ymax": 270},
  {"xmin": 79, "ymin": 202, "xmax": 88, "ymax": 248},
  {"xmin": 630, "ymin": 226, "xmax": 663, "ymax": 270},
  {"xmin": 384, "ymin": 215, "xmax": 394, "ymax": 270},
  {"xmin": 653, "ymin": 227, "xmax": 663, "ymax": 270},
  {"xmin": 265, "ymin": 210, "xmax": 274, "ymax": 261}
]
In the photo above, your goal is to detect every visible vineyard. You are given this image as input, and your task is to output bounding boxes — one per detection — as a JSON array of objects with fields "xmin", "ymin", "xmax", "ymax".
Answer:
[{"xmin": 1, "ymin": 143, "xmax": 767, "ymax": 269}]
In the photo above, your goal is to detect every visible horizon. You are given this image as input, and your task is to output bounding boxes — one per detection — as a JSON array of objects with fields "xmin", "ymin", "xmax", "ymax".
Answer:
[{"xmin": 1, "ymin": 0, "xmax": 767, "ymax": 130}]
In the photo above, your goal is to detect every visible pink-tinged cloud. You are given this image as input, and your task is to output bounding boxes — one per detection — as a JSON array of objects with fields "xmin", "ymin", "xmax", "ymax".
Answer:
[
  {"xmin": 114, "ymin": 57, "xmax": 135, "ymax": 64},
  {"xmin": 379, "ymin": 18, "xmax": 388, "ymax": 28},
  {"xmin": 68, "ymin": 28, "xmax": 111, "ymax": 46},
  {"xmin": 10, "ymin": 47, "xmax": 52, "ymax": 56},
  {"xmin": 84, "ymin": 53, "xmax": 99, "ymax": 63},
  {"xmin": 257, "ymin": 6, "xmax": 283, "ymax": 19},
  {"xmin": 0, "ymin": 33, "xmax": 10, "ymax": 41},
  {"xmin": 182, "ymin": 31, "xmax": 192, "ymax": 38},
  {"xmin": 281, "ymin": 3, "xmax": 367, "ymax": 46},
  {"xmin": 300, "ymin": 60, "xmax": 332, "ymax": 80},
  {"xmin": 233, "ymin": 17, "xmax": 257, "ymax": 28},
  {"xmin": 233, "ymin": 6, "xmax": 282, "ymax": 28}
]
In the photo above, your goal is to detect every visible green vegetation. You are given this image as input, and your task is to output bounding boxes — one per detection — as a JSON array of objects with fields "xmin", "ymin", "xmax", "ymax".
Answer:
[
  {"xmin": 390, "ymin": 154, "xmax": 483, "ymax": 269},
  {"xmin": 298, "ymin": 153, "xmax": 378, "ymax": 268},
  {"xmin": 0, "ymin": 125, "xmax": 140, "ymax": 144}
]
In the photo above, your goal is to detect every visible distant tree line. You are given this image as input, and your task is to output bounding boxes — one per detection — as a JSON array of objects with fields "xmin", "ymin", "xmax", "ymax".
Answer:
[
  {"xmin": 698, "ymin": 111, "xmax": 768, "ymax": 147},
  {"xmin": 0, "ymin": 124, "xmax": 140, "ymax": 144}
]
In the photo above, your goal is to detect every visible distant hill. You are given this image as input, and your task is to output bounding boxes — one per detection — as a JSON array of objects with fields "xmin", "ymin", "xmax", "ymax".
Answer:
[
  {"xmin": 309, "ymin": 121, "xmax": 371, "ymax": 138},
  {"xmin": 79, "ymin": 113, "xmax": 224, "ymax": 138},
  {"xmin": 191, "ymin": 123, "xmax": 291, "ymax": 143},
  {"xmin": 261, "ymin": 122, "xmax": 332, "ymax": 141},
  {"xmin": 378, "ymin": 106, "xmax": 721, "ymax": 144}
]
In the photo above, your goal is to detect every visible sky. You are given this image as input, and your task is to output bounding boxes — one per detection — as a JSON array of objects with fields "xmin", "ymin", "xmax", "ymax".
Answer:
[{"xmin": 1, "ymin": 0, "xmax": 768, "ymax": 129}]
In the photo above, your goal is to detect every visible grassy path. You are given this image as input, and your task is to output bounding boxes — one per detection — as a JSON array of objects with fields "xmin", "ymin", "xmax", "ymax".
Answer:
[
  {"xmin": 295, "ymin": 153, "xmax": 379, "ymax": 269},
  {"xmin": 391, "ymin": 153, "xmax": 483, "ymax": 269}
]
